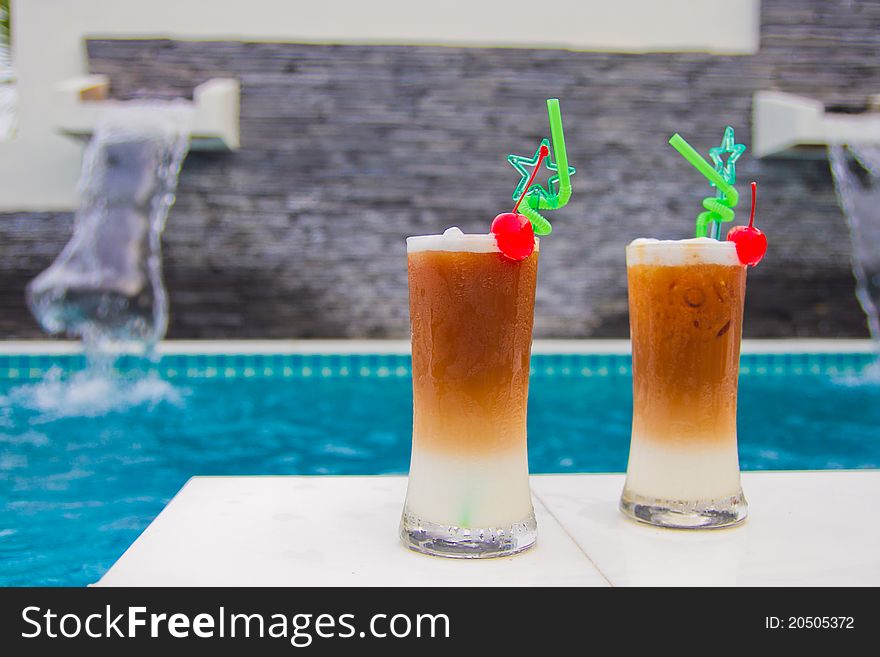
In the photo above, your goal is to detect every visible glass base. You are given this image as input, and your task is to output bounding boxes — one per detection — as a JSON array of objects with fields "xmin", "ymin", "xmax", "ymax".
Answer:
[
  {"xmin": 399, "ymin": 507, "xmax": 537, "ymax": 559},
  {"xmin": 619, "ymin": 488, "xmax": 748, "ymax": 529}
]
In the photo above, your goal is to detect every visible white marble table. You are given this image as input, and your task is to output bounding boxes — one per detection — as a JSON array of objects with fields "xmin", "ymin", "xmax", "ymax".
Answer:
[{"xmin": 97, "ymin": 471, "xmax": 880, "ymax": 587}]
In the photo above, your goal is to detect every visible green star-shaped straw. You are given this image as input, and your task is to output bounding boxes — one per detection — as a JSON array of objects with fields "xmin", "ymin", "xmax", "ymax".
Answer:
[
  {"xmin": 706, "ymin": 127, "xmax": 745, "ymax": 238},
  {"xmin": 709, "ymin": 126, "xmax": 745, "ymax": 184},
  {"xmin": 668, "ymin": 126, "xmax": 743, "ymax": 239},
  {"xmin": 505, "ymin": 99, "xmax": 575, "ymax": 236},
  {"xmin": 508, "ymin": 138, "xmax": 577, "ymax": 206}
]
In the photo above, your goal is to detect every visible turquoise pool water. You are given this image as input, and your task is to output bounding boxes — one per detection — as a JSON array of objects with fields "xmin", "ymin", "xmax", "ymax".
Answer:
[{"xmin": 1, "ymin": 351, "xmax": 879, "ymax": 586}]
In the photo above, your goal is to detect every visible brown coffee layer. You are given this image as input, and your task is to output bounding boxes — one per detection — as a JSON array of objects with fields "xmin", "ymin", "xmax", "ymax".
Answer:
[
  {"xmin": 408, "ymin": 250, "xmax": 538, "ymax": 455},
  {"xmin": 628, "ymin": 262, "xmax": 746, "ymax": 446}
]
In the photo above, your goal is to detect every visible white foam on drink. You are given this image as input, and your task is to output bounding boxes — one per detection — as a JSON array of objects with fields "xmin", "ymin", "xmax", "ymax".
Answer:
[
  {"xmin": 626, "ymin": 237, "xmax": 740, "ymax": 267},
  {"xmin": 406, "ymin": 226, "xmax": 539, "ymax": 254}
]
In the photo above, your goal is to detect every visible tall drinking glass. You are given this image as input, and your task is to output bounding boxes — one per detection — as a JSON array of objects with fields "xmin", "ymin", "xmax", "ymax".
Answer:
[
  {"xmin": 620, "ymin": 238, "xmax": 749, "ymax": 529},
  {"xmin": 400, "ymin": 228, "xmax": 538, "ymax": 558}
]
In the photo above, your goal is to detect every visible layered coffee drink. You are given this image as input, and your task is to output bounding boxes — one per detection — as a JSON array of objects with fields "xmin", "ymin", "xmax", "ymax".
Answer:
[
  {"xmin": 620, "ymin": 237, "xmax": 749, "ymax": 528},
  {"xmin": 400, "ymin": 227, "xmax": 538, "ymax": 557}
]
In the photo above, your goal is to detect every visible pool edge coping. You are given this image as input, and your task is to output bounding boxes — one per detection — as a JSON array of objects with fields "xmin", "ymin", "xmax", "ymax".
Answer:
[{"xmin": 0, "ymin": 338, "xmax": 876, "ymax": 355}]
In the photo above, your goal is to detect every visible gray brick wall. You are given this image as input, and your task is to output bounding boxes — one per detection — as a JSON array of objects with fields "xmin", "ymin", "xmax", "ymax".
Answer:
[{"xmin": 1, "ymin": 0, "xmax": 878, "ymax": 339}]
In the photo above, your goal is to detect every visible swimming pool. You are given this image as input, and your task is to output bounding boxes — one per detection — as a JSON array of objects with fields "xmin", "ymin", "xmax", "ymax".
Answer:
[{"xmin": 1, "ymin": 342, "xmax": 878, "ymax": 586}]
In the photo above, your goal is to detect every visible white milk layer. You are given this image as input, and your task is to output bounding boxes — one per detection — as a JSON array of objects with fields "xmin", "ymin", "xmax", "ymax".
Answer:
[
  {"xmin": 407, "ymin": 226, "xmax": 539, "ymax": 254},
  {"xmin": 404, "ymin": 447, "xmax": 533, "ymax": 528},
  {"xmin": 623, "ymin": 433, "xmax": 743, "ymax": 501},
  {"xmin": 626, "ymin": 237, "xmax": 740, "ymax": 267}
]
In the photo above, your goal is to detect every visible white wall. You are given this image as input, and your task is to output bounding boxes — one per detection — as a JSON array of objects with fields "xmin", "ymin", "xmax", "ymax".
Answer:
[{"xmin": 0, "ymin": 0, "xmax": 760, "ymax": 211}]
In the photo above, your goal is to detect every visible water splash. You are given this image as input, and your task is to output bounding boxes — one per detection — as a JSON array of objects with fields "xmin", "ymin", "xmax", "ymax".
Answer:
[
  {"xmin": 26, "ymin": 103, "xmax": 192, "ymax": 359},
  {"xmin": 832, "ymin": 359, "xmax": 880, "ymax": 387},
  {"xmin": 0, "ymin": 367, "xmax": 185, "ymax": 419}
]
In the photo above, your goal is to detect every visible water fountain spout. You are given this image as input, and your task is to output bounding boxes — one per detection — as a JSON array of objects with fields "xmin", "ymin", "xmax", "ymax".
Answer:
[{"xmin": 27, "ymin": 103, "xmax": 192, "ymax": 357}]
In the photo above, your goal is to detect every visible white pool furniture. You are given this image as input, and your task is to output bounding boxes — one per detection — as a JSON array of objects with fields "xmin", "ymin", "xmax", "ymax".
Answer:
[{"xmin": 96, "ymin": 471, "xmax": 880, "ymax": 587}]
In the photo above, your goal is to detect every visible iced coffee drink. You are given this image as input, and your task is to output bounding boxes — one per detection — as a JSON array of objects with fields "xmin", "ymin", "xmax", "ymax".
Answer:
[
  {"xmin": 620, "ymin": 237, "xmax": 749, "ymax": 528},
  {"xmin": 399, "ymin": 98, "xmax": 575, "ymax": 556},
  {"xmin": 400, "ymin": 228, "xmax": 538, "ymax": 557}
]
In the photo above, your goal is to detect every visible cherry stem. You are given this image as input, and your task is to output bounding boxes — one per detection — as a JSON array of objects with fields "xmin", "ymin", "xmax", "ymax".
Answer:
[
  {"xmin": 748, "ymin": 181, "xmax": 757, "ymax": 229},
  {"xmin": 513, "ymin": 144, "xmax": 550, "ymax": 214}
]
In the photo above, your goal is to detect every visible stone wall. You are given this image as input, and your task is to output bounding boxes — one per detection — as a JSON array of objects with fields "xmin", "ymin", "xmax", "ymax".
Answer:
[{"xmin": 2, "ymin": 0, "xmax": 878, "ymax": 339}]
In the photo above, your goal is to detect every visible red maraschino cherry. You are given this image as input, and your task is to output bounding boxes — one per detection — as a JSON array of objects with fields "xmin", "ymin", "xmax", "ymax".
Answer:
[
  {"xmin": 727, "ymin": 181, "xmax": 767, "ymax": 266},
  {"xmin": 491, "ymin": 212, "xmax": 535, "ymax": 261},
  {"xmin": 492, "ymin": 144, "xmax": 548, "ymax": 261}
]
